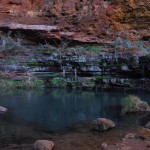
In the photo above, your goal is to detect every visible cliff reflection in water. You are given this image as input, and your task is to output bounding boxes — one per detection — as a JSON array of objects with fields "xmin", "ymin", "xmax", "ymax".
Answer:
[{"xmin": 0, "ymin": 89, "xmax": 150, "ymax": 131}]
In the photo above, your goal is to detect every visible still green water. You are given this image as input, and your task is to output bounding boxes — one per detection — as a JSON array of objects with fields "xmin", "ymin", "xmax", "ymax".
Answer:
[{"xmin": 0, "ymin": 89, "xmax": 149, "ymax": 131}]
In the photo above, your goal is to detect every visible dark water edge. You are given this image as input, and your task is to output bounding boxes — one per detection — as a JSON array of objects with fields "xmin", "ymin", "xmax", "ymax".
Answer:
[{"xmin": 0, "ymin": 89, "xmax": 150, "ymax": 149}]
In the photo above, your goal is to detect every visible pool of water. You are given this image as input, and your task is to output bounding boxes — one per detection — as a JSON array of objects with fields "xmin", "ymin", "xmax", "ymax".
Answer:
[{"xmin": 0, "ymin": 89, "xmax": 150, "ymax": 131}]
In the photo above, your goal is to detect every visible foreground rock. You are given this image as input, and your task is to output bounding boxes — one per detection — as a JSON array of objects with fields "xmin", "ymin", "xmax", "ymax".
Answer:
[
  {"xmin": 102, "ymin": 133, "xmax": 150, "ymax": 150},
  {"xmin": 33, "ymin": 140, "xmax": 54, "ymax": 150},
  {"xmin": 145, "ymin": 121, "xmax": 150, "ymax": 129},
  {"xmin": 93, "ymin": 118, "xmax": 115, "ymax": 131},
  {"xmin": 0, "ymin": 106, "xmax": 7, "ymax": 113},
  {"xmin": 122, "ymin": 95, "xmax": 150, "ymax": 114}
]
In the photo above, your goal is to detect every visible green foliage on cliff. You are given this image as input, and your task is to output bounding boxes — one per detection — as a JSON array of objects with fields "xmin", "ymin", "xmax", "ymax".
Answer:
[
  {"xmin": 85, "ymin": 45, "xmax": 103, "ymax": 53},
  {"xmin": 23, "ymin": 60, "xmax": 39, "ymax": 68},
  {"xmin": 82, "ymin": 79, "xmax": 95, "ymax": 89},
  {"xmin": 0, "ymin": 31, "xmax": 26, "ymax": 53},
  {"xmin": 73, "ymin": 44, "xmax": 103, "ymax": 54},
  {"xmin": 0, "ymin": 79, "xmax": 44, "ymax": 89},
  {"xmin": 51, "ymin": 77, "xmax": 67, "ymax": 88},
  {"xmin": 50, "ymin": 77, "xmax": 96, "ymax": 89},
  {"xmin": 4, "ymin": 59, "xmax": 14, "ymax": 65},
  {"xmin": 95, "ymin": 75, "xmax": 113, "ymax": 79}
]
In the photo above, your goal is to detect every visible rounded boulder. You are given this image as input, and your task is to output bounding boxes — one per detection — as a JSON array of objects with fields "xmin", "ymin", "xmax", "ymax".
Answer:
[
  {"xmin": 93, "ymin": 118, "xmax": 115, "ymax": 131},
  {"xmin": 33, "ymin": 140, "xmax": 55, "ymax": 150}
]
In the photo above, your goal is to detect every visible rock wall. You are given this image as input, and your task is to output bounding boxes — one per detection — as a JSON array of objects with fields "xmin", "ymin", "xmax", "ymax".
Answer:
[{"xmin": 0, "ymin": 0, "xmax": 149, "ymax": 43}]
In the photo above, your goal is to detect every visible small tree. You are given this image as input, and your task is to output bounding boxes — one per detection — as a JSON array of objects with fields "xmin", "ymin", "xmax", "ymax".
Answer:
[
  {"xmin": 0, "ymin": 31, "xmax": 25, "ymax": 53},
  {"xmin": 114, "ymin": 35, "xmax": 122, "ymax": 61},
  {"xmin": 56, "ymin": 40, "xmax": 69, "ymax": 69}
]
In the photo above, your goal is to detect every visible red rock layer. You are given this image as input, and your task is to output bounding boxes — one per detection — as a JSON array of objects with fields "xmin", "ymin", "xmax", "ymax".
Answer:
[{"xmin": 0, "ymin": 0, "xmax": 149, "ymax": 42}]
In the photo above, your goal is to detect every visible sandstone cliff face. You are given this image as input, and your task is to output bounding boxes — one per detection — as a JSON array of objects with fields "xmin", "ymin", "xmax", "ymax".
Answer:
[
  {"xmin": 112, "ymin": 0, "xmax": 150, "ymax": 40},
  {"xmin": 0, "ymin": 0, "xmax": 149, "ymax": 42}
]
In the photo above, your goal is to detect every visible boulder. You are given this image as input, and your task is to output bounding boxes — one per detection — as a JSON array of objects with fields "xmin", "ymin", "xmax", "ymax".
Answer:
[
  {"xmin": 101, "ymin": 142, "xmax": 108, "ymax": 149},
  {"xmin": 103, "ymin": 133, "xmax": 150, "ymax": 150},
  {"xmin": 92, "ymin": 118, "xmax": 115, "ymax": 131},
  {"xmin": 123, "ymin": 133, "xmax": 145, "ymax": 140},
  {"xmin": 145, "ymin": 121, "xmax": 150, "ymax": 129},
  {"xmin": 33, "ymin": 140, "xmax": 54, "ymax": 150},
  {"xmin": 0, "ymin": 106, "xmax": 7, "ymax": 113}
]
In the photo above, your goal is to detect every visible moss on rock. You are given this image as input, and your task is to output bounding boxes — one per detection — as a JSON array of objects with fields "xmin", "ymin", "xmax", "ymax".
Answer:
[{"xmin": 122, "ymin": 95, "xmax": 150, "ymax": 114}]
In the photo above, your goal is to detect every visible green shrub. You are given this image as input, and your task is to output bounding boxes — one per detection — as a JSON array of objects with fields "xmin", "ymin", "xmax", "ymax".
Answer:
[
  {"xmin": 85, "ymin": 45, "xmax": 103, "ymax": 54},
  {"xmin": 73, "ymin": 44, "xmax": 103, "ymax": 54},
  {"xmin": 67, "ymin": 81, "xmax": 82, "ymax": 89},
  {"xmin": 0, "ymin": 79, "xmax": 44, "ymax": 89},
  {"xmin": 37, "ymin": 73, "xmax": 60, "ymax": 77},
  {"xmin": 95, "ymin": 75, "xmax": 113, "ymax": 79},
  {"xmin": 51, "ymin": 77, "xmax": 67, "ymax": 88},
  {"xmin": 23, "ymin": 60, "xmax": 39, "ymax": 67},
  {"xmin": 4, "ymin": 59, "xmax": 14, "ymax": 65},
  {"xmin": 31, "ymin": 79, "xmax": 44, "ymax": 88},
  {"xmin": 0, "ymin": 31, "xmax": 26, "ymax": 53},
  {"xmin": 82, "ymin": 79, "xmax": 95, "ymax": 89},
  {"xmin": 122, "ymin": 95, "xmax": 150, "ymax": 114}
]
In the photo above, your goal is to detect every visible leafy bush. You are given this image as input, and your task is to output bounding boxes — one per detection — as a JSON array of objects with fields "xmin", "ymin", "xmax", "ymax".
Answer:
[
  {"xmin": 23, "ymin": 60, "xmax": 39, "ymax": 68},
  {"xmin": 67, "ymin": 81, "xmax": 82, "ymax": 89},
  {"xmin": 32, "ymin": 79, "xmax": 44, "ymax": 88},
  {"xmin": 85, "ymin": 45, "xmax": 103, "ymax": 53},
  {"xmin": 95, "ymin": 75, "xmax": 113, "ymax": 79},
  {"xmin": 0, "ymin": 31, "xmax": 25, "ymax": 53},
  {"xmin": 51, "ymin": 77, "xmax": 67, "ymax": 88},
  {"xmin": 82, "ymin": 79, "xmax": 95, "ymax": 89},
  {"xmin": 37, "ymin": 73, "xmax": 60, "ymax": 77},
  {"xmin": 4, "ymin": 59, "xmax": 14, "ymax": 65},
  {"xmin": 0, "ymin": 79, "xmax": 44, "ymax": 89},
  {"xmin": 122, "ymin": 95, "xmax": 150, "ymax": 114}
]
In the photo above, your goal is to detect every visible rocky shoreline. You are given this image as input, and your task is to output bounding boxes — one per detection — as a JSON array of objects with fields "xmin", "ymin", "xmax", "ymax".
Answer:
[
  {"xmin": 0, "ymin": 116, "xmax": 150, "ymax": 150},
  {"xmin": 0, "ymin": 91, "xmax": 150, "ymax": 150}
]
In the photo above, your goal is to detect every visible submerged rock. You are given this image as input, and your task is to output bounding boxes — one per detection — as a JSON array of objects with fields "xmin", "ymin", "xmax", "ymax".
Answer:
[
  {"xmin": 92, "ymin": 118, "xmax": 115, "ymax": 131},
  {"xmin": 33, "ymin": 140, "xmax": 55, "ymax": 150},
  {"xmin": 0, "ymin": 106, "xmax": 7, "ymax": 113}
]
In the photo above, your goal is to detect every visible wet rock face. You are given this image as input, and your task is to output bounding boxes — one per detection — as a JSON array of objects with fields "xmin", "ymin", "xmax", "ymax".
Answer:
[
  {"xmin": 0, "ymin": 0, "xmax": 149, "ymax": 43},
  {"xmin": 0, "ymin": 106, "xmax": 7, "ymax": 113},
  {"xmin": 112, "ymin": 0, "xmax": 150, "ymax": 40},
  {"xmin": 145, "ymin": 121, "xmax": 150, "ymax": 129}
]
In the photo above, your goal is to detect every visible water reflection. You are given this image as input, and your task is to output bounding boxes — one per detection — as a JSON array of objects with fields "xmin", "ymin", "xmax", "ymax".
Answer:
[{"xmin": 0, "ymin": 89, "xmax": 150, "ymax": 131}]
